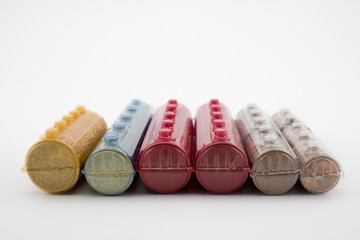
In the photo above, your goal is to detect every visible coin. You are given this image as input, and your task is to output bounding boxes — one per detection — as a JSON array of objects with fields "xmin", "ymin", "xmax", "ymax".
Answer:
[
  {"xmin": 84, "ymin": 150, "xmax": 134, "ymax": 195},
  {"xmin": 252, "ymin": 151, "xmax": 299, "ymax": 195},
  {"xmin": 26, "ymin": 140, "xmax": 79, "ymax": 193},
  {"xmin": 300, "ymin": 157, "xmax": 341, "ymax": 193}
]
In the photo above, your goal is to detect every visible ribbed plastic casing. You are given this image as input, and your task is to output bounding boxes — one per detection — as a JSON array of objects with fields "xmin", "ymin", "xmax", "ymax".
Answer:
[
  {"xmin": 24, "ymin": 106, "xmax": 107, "ymax": 193},
  {"xmin": 195, "ymin": 99, "xmax": 250, "ymax": 194},
  {"xmin": 137, "ymin": 100, "xmax": 194, "ymax": 193},
  {"xmin": 235, "ymin": 104, "xmax": 300, "ymax": 195},
  {"xmin": 83, "ymin": 100, "xmax": 152, "ymax": 195},
  {"xmin": 272, "ymin": 109, "xmax": 342, "ymax": 193}
]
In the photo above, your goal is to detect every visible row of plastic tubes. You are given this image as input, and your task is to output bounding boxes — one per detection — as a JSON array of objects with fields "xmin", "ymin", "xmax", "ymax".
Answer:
[{"xmin": 22, "ymin": 99, "xmax": 343, "ymax": 195}]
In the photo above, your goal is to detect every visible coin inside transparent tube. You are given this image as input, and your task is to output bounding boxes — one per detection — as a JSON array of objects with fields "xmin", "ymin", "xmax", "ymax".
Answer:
[
  {"xmin": 23, "ymin": 106, "xmax": 107, "ymax": 193},
  {"xmin": 194, "ymin": 99, "xmax": 250, "ymax": 194},
  {"xmin": 83, "ymin": 100, "xmax": 153, "ymax": 195},
  {"xmin": 137, "ymin": 99, "xmax": 194, "ymax": 193},
  {"xmin": 235, "ymin": 104, "xmax": 300, "ymax": 195},
  {"xmin": 272, "ymin": 109, "xmax": 343, "ymax": 193}
]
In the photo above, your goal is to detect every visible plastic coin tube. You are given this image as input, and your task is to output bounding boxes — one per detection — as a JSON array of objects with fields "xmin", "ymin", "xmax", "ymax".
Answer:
[
  {"xmin": 272, "ymin": 109, "xmax": 342, "ymax": 193},
  {"xmin": 23, "ymin": 106, "xmax": 107, "ymax": 193},
  {"xmin": 235, "ymin": 104, "xmax": 300, "ymax": 195},
  {"xmin": 137, "ymin": 99, "xmax": 194, "ymax": 193},
  {"xmin": 194, "ymin": 99, "xmax": 250, "ymax": 194},
  {"xmin": 83, "ymin": 100, "xmax": 152, "ymax": 195}
]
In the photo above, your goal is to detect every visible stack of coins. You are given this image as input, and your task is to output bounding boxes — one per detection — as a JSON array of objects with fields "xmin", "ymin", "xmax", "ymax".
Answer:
[
  {"xmin": 83, "ymin": 100, "xmax": 153, "ymax": 195},
  {"xmin": 194, "ymin": 99, "xmax": 250, "ymax": 194},
  {"xmin": 137, "ymin": 100, "xmax": 194, "ymax": 193},
  {"xmin": 22, "ymin": 101, "xmax": 343, "ymax": 195},
  {"xmin": 272, "ymin": 109, "xmax": 342, "ymax": 193},
  {"xmin": 23, "ymin": 106, "xmax": 107, "ymax": 193},
  {"xmin": 235, "ymin": 104, "xmax": 300, "ymax": 195}
]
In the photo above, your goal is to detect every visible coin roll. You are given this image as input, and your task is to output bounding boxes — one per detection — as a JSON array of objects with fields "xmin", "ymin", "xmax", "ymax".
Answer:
[
  {"xmin": 23, "ymin": 106, "xmax": 107, "ymax": 193},
  {"xmin": 137, "ymin": 100, "xmax": 194, "ymax": 193},
  {"xmin": 194, "ymin": 99, "xmax": 250, "ymax": 194},
  {"xmin": 235, "ymin": 104, "xmax": 300, "ymax": 195},
  {"xmin": 272, "ymin": 109, "xmax": 342, "ymax": 193},
  {"xmin": 83, "ymin": 100, "xmax": 152, "ymax": 195}
]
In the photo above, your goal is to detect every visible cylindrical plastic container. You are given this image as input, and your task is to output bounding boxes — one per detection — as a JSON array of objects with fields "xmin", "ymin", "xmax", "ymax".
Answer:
[
  {"xmin": 272, "ymin": 109, "xmax": 342, "ymax": 193},
  {"xmin": 83, "ymin": 100, "xmax": 152, "ymax": 195},
  {"xmin": 137, "ymin": 99, "xmax": 194, "ymax": 193},
  {"xmin": 194, "ymin": 99, "xmax": 250, "ymax": 194},
  {"xmin": 23, "ymin": 106, "xmax": 107, "ymax": 193},
  {"xmin": 235, "ymin": 104, "xmax": 300, "ymax": 195}
]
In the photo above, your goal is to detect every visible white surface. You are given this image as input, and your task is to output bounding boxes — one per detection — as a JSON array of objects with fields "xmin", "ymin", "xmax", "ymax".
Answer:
[{"xmin": 1, "ymin": 1, "xmax": 359, "ymax": 239}]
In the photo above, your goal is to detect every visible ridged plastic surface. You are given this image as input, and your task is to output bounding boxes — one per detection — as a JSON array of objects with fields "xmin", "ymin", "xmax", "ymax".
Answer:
[
  {"xmin": 23, "ymin": 106, "xmax": 107, "ymax": 193},
  {"xmin": 235, "ymin": 104, "xmax": 300, "ymax": 195},
  {"xmin": 137, "ymin": 100, "xmax": 194, "ymax": 193},
  {"xmin": 272, "ymin": 109, "xmax": 342, "ymax": 193},
  {"xmin": 195, "ymin": 99, "xmax": 250, "ymax": 193},
  {"xmin": 83, "ymin": 100, "xmax": 152, "ymax": 195}
]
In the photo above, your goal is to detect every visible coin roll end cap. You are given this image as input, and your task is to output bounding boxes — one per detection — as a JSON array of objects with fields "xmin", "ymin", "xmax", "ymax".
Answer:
[
  {"xmin": 300, "ymin": 158, "xmax": 341, "ymax": 193},
  {"xmin": 251, "ymin": 152, "xmax": 300, "ymax": 195},
  {"xmin": 195, "ymin": 145, "xmax": 249, "ymax": 194},
  {"xmin": 84, "ymin": 151, "xmax": 134, "ymax": 195},
  {"xmin": 25, "ymin": 141, "xmax": 80, "ymax": 194},
  {"xmin": 138, "ymin": 145, "xmax": 192, "ymax": 193}
]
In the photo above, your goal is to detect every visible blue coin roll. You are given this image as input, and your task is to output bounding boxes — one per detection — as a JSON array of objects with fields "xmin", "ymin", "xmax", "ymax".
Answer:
[{"xmin": 83, "ymin": 99, "xmax": 152, "ymax": 195}]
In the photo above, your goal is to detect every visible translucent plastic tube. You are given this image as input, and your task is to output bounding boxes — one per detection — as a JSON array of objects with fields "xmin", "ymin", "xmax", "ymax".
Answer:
[
  {"xmin": 137, "ymin": 100, "xmax": 194, "ymax": 193},
  {"xmin": 83, "ymin": 100, "xmax": 152, "ymax": 195},
  {"xmin": 235, "ymin": 104, "xmax": 300, "ymax": 195},
  {"xmin": 194, "ymin": 99, "xmax": 250, "ymax": 194},
  {"xmin": 23, "ymin": 106, "xmax": 107, "ymax": 193},
  {"xmin": 272, "ymin": 109, "xmax": 342, "ymax": 193}
]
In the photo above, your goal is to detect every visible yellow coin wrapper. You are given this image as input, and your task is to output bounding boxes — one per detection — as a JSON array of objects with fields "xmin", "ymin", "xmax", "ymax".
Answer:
[{"xmin": 22, "ymin": 106, "xmax": 107, "ymax": 193}]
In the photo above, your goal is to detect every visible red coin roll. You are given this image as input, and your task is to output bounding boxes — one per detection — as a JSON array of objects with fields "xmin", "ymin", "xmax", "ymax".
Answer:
[
  {"xmin": 194, "ymin": 99, "xmax": 250, "ymax": 194},
  {"xmin": 137, "ymin": 100, "xmax": 194, "ymax": 193}
]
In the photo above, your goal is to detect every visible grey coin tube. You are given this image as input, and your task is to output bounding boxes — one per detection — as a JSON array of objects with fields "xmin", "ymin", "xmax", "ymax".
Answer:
[
  {"xmin": 235, "ymin": 104, "xmax": 300, "ymax": 195},
  {"xmin": 83, "ymin": 99, "xmax": 153, "ymax": 195}
]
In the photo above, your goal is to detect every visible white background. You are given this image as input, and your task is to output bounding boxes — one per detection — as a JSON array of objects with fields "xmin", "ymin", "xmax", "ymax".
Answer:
[{"xmin": 1, "ymin": 0, "xmax": 359, "ymax": 239}]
